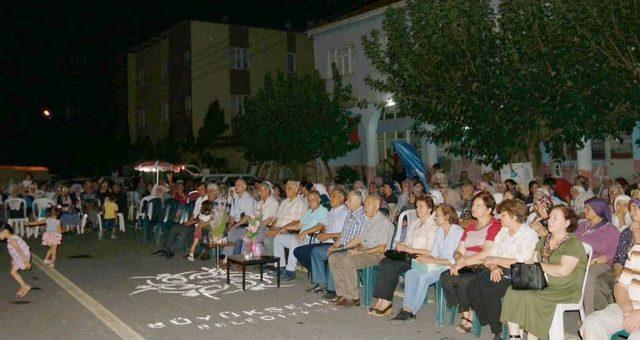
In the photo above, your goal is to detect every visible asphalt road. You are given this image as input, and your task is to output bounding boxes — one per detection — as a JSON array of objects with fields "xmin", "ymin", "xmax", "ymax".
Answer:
[{"xmin": 0, "ymin": 228, "xmax": 581, "ymax": 340}]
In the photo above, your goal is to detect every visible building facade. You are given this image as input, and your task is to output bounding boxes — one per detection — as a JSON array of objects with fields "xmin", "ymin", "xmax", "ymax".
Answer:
[
  {"xmin": 127, "ymin": 20, "xmax": 314, "ymax": 170},
  {"xmin": 308, "ymin": 1, "xmax": 438, "ymax": 182},
  {"xmin": 308, "ymin": 1, "xmax": 640, "ymax": 183}
]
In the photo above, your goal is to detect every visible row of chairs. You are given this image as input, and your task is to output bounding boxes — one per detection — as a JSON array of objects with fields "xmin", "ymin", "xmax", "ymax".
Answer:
[{"xmin": 357, "ymin": 209, "xmax": 594, "ymax": 340}]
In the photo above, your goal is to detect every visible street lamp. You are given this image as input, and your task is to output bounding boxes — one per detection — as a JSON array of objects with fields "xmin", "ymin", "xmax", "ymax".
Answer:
[{"xmin": 42, "ymin": 110, "xmax": 52, "ymax": 118}]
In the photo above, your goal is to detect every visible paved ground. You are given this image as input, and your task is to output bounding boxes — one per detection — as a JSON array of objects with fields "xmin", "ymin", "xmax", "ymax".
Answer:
[{"xmin": 0, "ymin": 226, "xmax": 581, "ymax": 340}]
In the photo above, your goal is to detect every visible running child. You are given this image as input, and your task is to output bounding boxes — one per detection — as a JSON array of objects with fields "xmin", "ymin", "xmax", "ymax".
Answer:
[
  {"xmin": 0, "ymin": 223, "xmax": 32, "ymax": 297},
  {"xmin": 27, "ymin": 207, "xmax": 62, "ymax": 267}
]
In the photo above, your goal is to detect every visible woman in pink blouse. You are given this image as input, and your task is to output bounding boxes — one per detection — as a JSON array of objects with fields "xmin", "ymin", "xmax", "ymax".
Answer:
[{"xmin": 574, "ymin": 197, "xmax": 620, "ymax": 314}]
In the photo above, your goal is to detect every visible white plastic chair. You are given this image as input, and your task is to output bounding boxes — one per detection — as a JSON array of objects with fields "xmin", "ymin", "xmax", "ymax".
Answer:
[
  {"xmin": 135, "ymin": 195, "xmax": 156, "ymax": 232},
  {"xmin": 394, "ymin": 209, "xmax": 417, "ymax": 246},
  {"xmin": 127, "ymin": 191, "xmax": 137, "ymax": 221},
  {"xmin": 30, "ymin": 198, "xmax": 55, "ymax": 238},
  {"xmin": 548, "ymin": 242, "xmax": 593, "ymax": 340},
  {"xmin": 117, "ymin": 213, "xmax": 126, "ymax": 232},
  {"xmin": 5, "ymin": 198, "xmax": 28, "ymax": 237}
]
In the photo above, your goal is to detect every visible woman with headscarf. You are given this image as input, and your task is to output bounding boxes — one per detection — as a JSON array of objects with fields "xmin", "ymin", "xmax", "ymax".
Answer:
[
  {"xmin": 570, "ymin": 185, "xmax": 592, "ymax": 218},
  {"xmin": 574, "ymin": 197, "xmax": 621, "ymax": 314},
  {"xmin": 611, "ymin": 195, "xmax": 632, "ymax": 232}
]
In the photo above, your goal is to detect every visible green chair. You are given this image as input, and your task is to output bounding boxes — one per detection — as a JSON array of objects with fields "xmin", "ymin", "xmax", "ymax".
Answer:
[
  {"xmin": 358, "ymin": 265, "xmax": 379, "ymax": 308},
  {"xmin": 611, "ymin": 330, "xmax": 630, "ymax": 339}
]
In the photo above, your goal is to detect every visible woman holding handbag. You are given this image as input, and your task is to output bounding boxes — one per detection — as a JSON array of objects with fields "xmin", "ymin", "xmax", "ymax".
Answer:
[
  {"xmin": 390, "ymin": 203, "xmax": 464, "ymax": 323},
  {"xmin": 467, "ymin": 199, "xmax": 538, "ymax": 340},
  {"xmin": 367, "ymin": 196, "xmax": 438, "ymax": 316},
  {"xmin": 501, "ymin": 205, "xmax": 588, "ymax": 340}
]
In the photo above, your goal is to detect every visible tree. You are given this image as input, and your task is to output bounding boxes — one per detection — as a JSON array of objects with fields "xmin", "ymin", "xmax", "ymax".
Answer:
[
  {"xmin": 235, "ymin": 68, "xmax": 361, "ymax": 176},
  {"xmin": 363, "ymin": 0, "xmax": 640, "ymax": 169},
  {"xmin": 197, "ymin": 100, "xmax": 228, "ymax": 147}
]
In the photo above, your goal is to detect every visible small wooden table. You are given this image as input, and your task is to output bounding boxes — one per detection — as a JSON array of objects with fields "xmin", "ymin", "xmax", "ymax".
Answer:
[{"xmin": 226, "ymin": 255, "xmax": 281, "ymax": 291}]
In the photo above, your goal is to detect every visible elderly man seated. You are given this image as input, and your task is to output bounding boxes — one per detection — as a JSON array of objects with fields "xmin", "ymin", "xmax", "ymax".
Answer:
[
  {"xmin": 294, "ymin": 188, "xmax": 348, "ymax": 285},
  {"xmin": 273, "ymin": 190, "xmax": 329, "ymax": 281},
  {"xmin": 224, "ymin": 178, "xmax": 257, "ymax": 258},
  {"xmin": 329, "ymin": 195, "xmax": 394, "ymax": 307},
  {"xmin": 262, "ymin": 180, "xmax": 307, "ymax": 255},
  {"xmin": 309, "ymin": 190, "xmax": 365, "ymax": 300}
]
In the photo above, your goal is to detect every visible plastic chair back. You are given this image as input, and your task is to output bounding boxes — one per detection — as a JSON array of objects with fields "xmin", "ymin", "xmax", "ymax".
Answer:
[
  {"xmin": 394, "ymin": 209, "xmax": 417, "ymax": 245},
  {"xmin": 33, "ymin": 198, "xmax": 55, "ymax": 218},
  {"xmin": 5, "ymin": 198, "xmax": 27, "ymax": 218}
]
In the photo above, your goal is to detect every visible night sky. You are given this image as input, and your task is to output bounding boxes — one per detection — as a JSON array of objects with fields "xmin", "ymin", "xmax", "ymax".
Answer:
[{"xmin": 0, "ymin": 0, "xmax": 376, "ymax": 176}]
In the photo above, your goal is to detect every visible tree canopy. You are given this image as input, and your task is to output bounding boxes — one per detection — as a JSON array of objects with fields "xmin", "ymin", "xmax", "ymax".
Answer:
[
  {"xmin": 363, "ymin": 0, "xmax": 640, "ymax": 168},
  {"xmin": 235, "ymin": 67, "xmax": 361, "ymax": 169}
]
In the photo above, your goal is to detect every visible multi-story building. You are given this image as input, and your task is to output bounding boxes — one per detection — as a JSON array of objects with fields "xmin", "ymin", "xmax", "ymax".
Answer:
[
  {"xmin": 127, "ymin": 20, "xmax": 314, "ymax": 170},
  {"xmin": 308, "ymin": 0, "xmax": 640, "ymax": 182}
]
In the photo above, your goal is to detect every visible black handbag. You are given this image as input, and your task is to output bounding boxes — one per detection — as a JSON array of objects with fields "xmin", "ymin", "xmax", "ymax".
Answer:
[
  {"xmin": 510, "ymin": 262, "xmax": 548, "ymax": 290},
  {"xmin": 384, "ymin": 250, "xmax": 416, "ymax": 263}
]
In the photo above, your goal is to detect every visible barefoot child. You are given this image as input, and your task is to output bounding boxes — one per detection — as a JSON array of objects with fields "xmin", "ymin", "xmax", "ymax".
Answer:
[
  {"xmin": 27, "ymin": 208, "xmax": 62, "ymax": 267},
  {"xmin": 187, "ymin": 201, "xmax": 214, "ymax": 261},
  {"xmin": 0, "ymin": 224, "xmax": 32, "ymax": 297}
]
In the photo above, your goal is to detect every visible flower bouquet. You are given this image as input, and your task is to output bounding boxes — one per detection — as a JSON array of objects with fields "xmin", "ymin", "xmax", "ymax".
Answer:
[{"xmin": 243, "ymin": 212, "xmax": 264, "ymax": 258}]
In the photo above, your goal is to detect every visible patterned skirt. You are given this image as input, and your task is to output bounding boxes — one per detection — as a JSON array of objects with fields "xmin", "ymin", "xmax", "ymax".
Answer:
[{"xmin": 42, "ymin": 232, "xmax": 62, "ymax": 246}]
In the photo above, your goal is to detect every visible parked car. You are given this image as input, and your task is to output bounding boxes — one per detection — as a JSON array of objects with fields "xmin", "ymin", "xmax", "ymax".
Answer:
[{"xmin": 202, "ymin": 174, "xmax": 258, "ymax": 187}]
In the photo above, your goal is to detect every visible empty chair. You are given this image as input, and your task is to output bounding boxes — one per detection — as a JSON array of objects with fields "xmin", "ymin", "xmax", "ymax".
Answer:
[{"xmin": 30, "ymin": 198, "xmax": 55, "ymax": 238}]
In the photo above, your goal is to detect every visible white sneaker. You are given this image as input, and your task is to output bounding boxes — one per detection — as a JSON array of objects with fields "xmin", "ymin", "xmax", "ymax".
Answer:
[
  {"xmin": 110, "ymin": 234, "xmax": 117, "ymax": 240},
  {"xmin": 43, "ymin": 259, "xmax": 52, "ymax": 265},
  {"xmin": 187, "ymin": 254, "xmax": 194, "ymax": 262}
]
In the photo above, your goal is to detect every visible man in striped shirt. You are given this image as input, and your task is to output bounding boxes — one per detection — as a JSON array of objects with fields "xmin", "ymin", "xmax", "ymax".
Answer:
[
  {"xmin": 309, "ymin": 191, "xmax": 365, "ymax": 300},
  {"xmin": 582, "ymin": 219, "xmax": 640, "ymax": 339}
]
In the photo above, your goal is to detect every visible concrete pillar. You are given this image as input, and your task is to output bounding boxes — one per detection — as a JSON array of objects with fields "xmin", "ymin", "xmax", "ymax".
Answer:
[
  {"xmin": 633, "ymin": 123, "xmax": 640, "ymax": 172},
  {"xmin": 425, "ymin": 141, "xmax": 438, "ymax": 168},
  {"xmin": 365, "ymin": 109, "xmax": 381, "ymax": 183},
  {"xmin": 576, "ymin": 139, "xmax": 593, "ymax": 179}
]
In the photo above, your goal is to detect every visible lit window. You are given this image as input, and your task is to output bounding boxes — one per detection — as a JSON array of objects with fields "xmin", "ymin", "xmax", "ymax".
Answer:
[
  {"xmin": 230, "ymin": 47, "xmax": 249, "ymax": 70},
  {"xmin": 328, "ymin": 45, "xmax": 353, "ymax": 76}
]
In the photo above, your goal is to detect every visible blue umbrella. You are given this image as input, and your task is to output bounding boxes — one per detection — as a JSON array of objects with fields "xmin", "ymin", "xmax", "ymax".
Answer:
[{"xmin": 392, "ymin": 141, "xmax": 430, "ymax": 190}]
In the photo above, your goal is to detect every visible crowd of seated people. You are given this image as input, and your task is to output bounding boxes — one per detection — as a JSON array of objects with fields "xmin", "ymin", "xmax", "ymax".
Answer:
[{"xmin": 6, "ymin": 168, "xmax": 640, "ymax": 339}]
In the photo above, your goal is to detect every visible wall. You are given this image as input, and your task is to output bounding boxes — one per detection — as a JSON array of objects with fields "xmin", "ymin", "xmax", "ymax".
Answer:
[{"xmin": 190, "ymin": 21, "xmax": 231, "ymax": 136}]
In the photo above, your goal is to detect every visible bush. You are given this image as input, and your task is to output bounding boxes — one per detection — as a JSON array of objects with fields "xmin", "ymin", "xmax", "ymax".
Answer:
[{"xmin": 336, "ymin": 166, "xmax": 361, "ymax": 185}]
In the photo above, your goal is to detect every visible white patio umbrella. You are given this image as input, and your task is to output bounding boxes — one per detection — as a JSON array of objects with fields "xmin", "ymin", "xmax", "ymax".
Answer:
[{"xmin": 134, "ymin": 160, "xmax": 181, "ymax": 184}]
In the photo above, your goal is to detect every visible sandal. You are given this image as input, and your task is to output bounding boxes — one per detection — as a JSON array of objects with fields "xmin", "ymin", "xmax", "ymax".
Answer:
[
  {"xmin": 371, "ymin": 304, "xmax": 393, "ymax": 317},
  {"xmin": 455, "ymin": 317, "xmax": 473, "ymax": 333}
]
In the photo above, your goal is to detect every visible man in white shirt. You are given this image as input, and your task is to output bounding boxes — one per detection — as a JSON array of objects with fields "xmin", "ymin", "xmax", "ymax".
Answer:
[
  {"xmin": 295, "ymin": 188, "xmax": 348, "ymax": 291},
  {"xmin": 263, "ymin": 180, "xmax": 307, "ymax": 255},
  {"xmin": 225, "ymin": 178, "xmax": 257, "ymax": 257}
]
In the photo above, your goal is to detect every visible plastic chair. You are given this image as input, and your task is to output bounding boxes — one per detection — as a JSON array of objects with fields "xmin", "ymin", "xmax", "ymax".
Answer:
[
  {"xmin": 154, "ymin": 199, "xmax": 178, "ymax": 246},
  {"xmin": 127, "ymin": 191, "xmax": 137, "ymax": 221},
  {"xmin": 394, "ymin": 209, "xmax": 417, "ymax": 245},
  {"xmin": 31, "ymin": 198, "xmax": 55, "ymax": 238},
  {"xmin": 611, "ymin": 330, "xmax": 630, "ymax": 339},
  {"xmin": 548, "ymin": 242, "xmax": 593, "ymax": 340},
  {"xmin": 5, "ymin": 198, "xmax": 28, "ymax": 237},
  {"xmin": 358, "ymin": 265, "xmax": 379, "ymax": 308},
  {"xmin": 135, "ymin": 195, "xmax": 156, "ymax": 231},
  {"xmin": 117, "ymin": 213, "xmax": 126, "ymax": 232}
]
